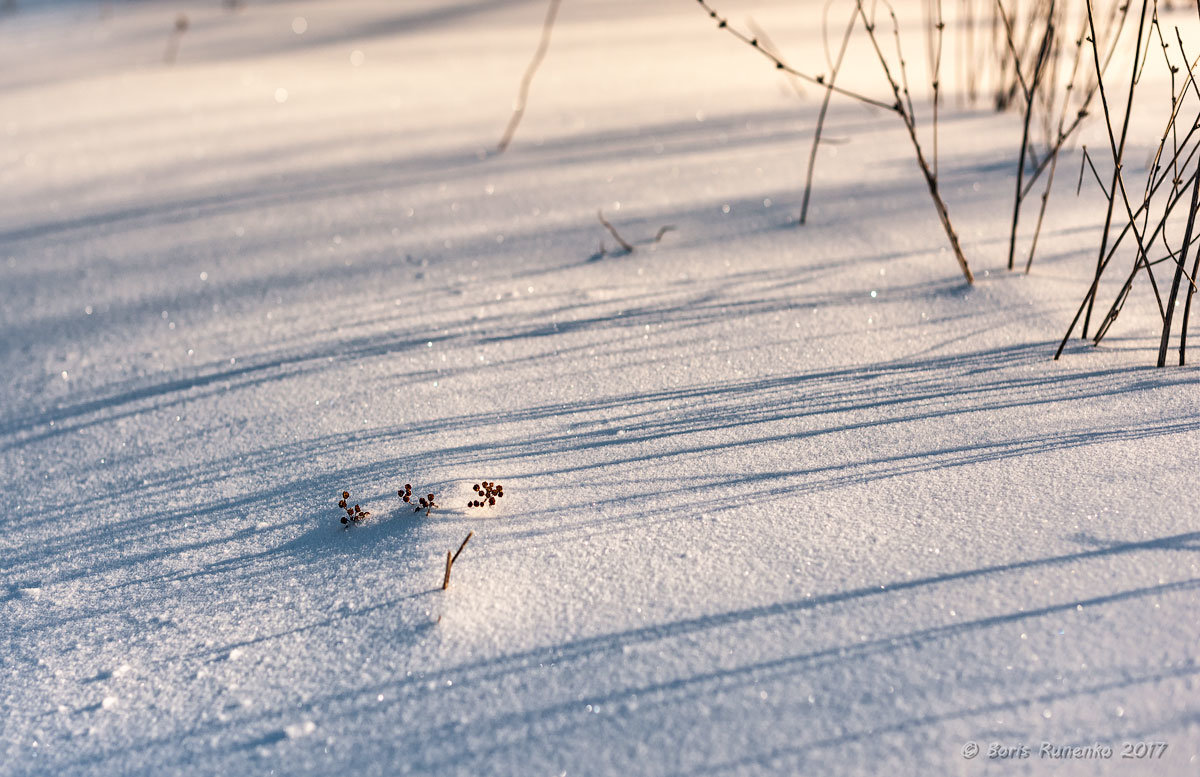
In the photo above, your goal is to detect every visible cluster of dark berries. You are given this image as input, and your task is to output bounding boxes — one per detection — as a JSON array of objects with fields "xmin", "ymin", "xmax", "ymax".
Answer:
[
  {"xmin": 399, "ymin": 484, "xmax": 438, "ymax": 515},
  {"xmin": 338, "ymin": 490, "xmax": 370, "ymax": 525},
  {"xmin": 468, "ymin": 481, "xmax": 504, "ymax": 508}
]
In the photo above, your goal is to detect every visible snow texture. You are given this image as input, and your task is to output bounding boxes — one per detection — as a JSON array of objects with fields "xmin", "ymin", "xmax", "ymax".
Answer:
[{"xmin": 1, "ymin": 0, "xmax": 1198, "ymax": 775}]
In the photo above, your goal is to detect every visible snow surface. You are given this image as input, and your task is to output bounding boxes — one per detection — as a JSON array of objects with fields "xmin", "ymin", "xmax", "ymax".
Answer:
[{"xmin": 1, "ymin": 0, "xmax": 1199, "ymax": 775}]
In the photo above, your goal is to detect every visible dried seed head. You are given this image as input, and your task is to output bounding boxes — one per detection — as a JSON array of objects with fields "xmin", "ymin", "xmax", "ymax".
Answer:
[
  {"xmin": 403, "ymin": 495, "xmax": 410, "ymax": 503},
  {"xmin": 343, "ymin": 491, "xmax": 350, "ymax": 499},
  {"xmin": 341, "ymin": 516, "xmax": 349, "ymax": 524},
  {"xmin": 427, "ymin": 494, "xmax": 434, "ymax": 501},
  {"xmin": 338, "ymin": 500, "xmax": 347, "ymax": 508},
  {"xmin": 404, "ymin": 484, "xmax": 411, "ymax": 491},
  {"xmin": 419, "ymin": 498, "xmax": 427, "ymax": 507},
  {"xmin": 488, "ymin": 496, "xmax": 496, "ymax": 506}
]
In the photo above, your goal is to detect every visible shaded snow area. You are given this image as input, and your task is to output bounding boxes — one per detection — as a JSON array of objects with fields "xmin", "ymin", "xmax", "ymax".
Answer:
[{"xmin": 2, "ymin": 0, "xmax": 1199, "ymax": 775}]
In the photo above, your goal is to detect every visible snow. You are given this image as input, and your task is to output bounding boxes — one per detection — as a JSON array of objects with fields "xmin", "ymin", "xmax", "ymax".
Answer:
[{"xmin": 1, "ymin": 0, "xmax": 1199, "ymax": 774}]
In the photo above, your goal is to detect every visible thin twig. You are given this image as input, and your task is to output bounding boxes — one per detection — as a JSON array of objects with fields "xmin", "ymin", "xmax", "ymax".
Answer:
[
  {"xmin": 1080, "ymin": 0, "xmax": 1152, "ymax": 339},
  {"xmin": 496, "ymin": 0, "xmax": 562, "ymax": 154},
  {"xmin": 695, "ymin": 0, "xmax": 897, "ymax": 110},
  {"xmin": 931, "ymin": 0, "xmax": 945, "ymax": 177},
  {"xmin": 995, "ymin": 0, "xmax": 1034, "ymax": 102},
  {"xmin": 802, "ymin": 5, "xmax": 857, "ymax": 225},
  {"xmin": 1158, "ymin": 168, "xmax": 1200, "ymax": 364},
  {"xmin": 441, "ymin": 550, "xmax": 453, "ymax": 590},
  {"xmin": 1056, "ymin": 143, "xmax": 1200, "ymax": 358},
  {"xmin": 1021, "ymin": 0, "xmax": 1134, "ymax": 271},
  {"xmin": 451, "ymin": 531, "xmax": 474, "ymax": 565},
  {"xmin": 1007, "ymin": 15, "xmax": 1055, "ymax": 270},
  {"xmin": 598, "ymin": 210, "xmax": 635, "ymax": 253},
  {"xmin": 853, "ymin": 0, "xmax": 975, "ymax": 283}
]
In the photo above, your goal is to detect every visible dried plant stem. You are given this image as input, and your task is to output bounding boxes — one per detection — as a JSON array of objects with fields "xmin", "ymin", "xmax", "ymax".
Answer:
[
  {"xmin": 1024, "ymin": 29, "xmax": 1087, "ymax": 272},
  {"xmin": 854, "ymin": 0, "xmax": 974, "ymax": 283},
  {"xmin": 1006, "ymin": 12, "xmax": 1055, "ymax": 270},
  {"xmin": 1080, "ymin": 0, "xmax": 1151, "ymax": 339},
  {"xmin": 496, "ymin": 0, "xmax": 562, "ymax": 154},
  {"xmin": 442, "ymin": 531, "xmax": 474, "ymax": 590},
  {"xmin": 801, "ymin": 6, "xmax": 857, "ymax": 225},
  {"xmin": 1157, "ymin": 169, "xmax": 1200, "ymax": 365},
  {"xmin": 1179, "ymin": 231, "xmax": 1200, "ymax": 365},
  {"xmin": 451, "ymin": 531, "xmax": 474, "ymax": 565},
  {"xmin": 703, "ymin": 0, "xmax": 974, "ymax": 280},
  {"xmin": 931, "ymin": 0, "xmax": 945, "ymax": 177},
  {"xmin": 1020, "ymin": 1, "xmax": 1133, "ymax": 273},
  {"xmin": 696, "ymin": 0, "xmax": 896, "ymax": 110},
  {"xmin": 1024, "ymin": 154, "xmax": 1058, "ymax": 273},
  {"xmin": 1056, "ymin": 160, "xmax": 1200, "ymax": 358},
  {"xmin": 598, "ymin": 210, "xmax": 635, "ymax": 253}
]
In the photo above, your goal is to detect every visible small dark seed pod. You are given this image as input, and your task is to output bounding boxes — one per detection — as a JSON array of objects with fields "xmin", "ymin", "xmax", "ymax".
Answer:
[
  {"xmin": 488, "ymin": 496, "xmax": 496, "ymax": 505},
  {"xmin": 404, "ymin": 484, "xmax": 411, "ymax": 491},
  {"xmin": 338, "ymin": 500, "xmax": 346, "ymax": 508},
  {"xmin": 343, "ymin": 491, "xmax": 350, "ymax": 499},
  {"xmin": 419, "ymin": 498, "xmax": 427, "ymax": 506},
  {"xmin": 341, "ymin": 516, "xmax": 348, "ymax": 524},
  {"xmin": 427, "ymin": 494, "xmax": 434, "ymax": 501},
  {"xmin": 403, "ymin": 495, "xmax": 410, "ymax": 503}
]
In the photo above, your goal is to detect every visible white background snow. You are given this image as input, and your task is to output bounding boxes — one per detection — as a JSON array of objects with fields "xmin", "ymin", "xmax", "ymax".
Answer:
[{"xmin": 1, "ymin": 0, "xmax": 1198, "ymax": 774}]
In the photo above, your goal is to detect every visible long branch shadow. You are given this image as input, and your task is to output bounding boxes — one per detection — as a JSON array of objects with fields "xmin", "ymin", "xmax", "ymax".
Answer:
[
  {"xmin": 55, "ymin": 554, "xmax": 1200, "ymax": 773},
  {"xmin": 4, "ymin": 336, "xmax": 1195, "ymax": 588}
]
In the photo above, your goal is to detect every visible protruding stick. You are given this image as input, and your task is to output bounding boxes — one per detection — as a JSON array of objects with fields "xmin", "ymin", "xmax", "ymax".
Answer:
[
  {"xmin": 497, "ymin": 0, "xmax": 562, "ymax": 153},
  {"xmin": 452, "ymin": 532, "xmax": 474, "ymax": 565},
  {"xmin": 598, "ymin": 211, "xmax": 634, "ymax": 253}
]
